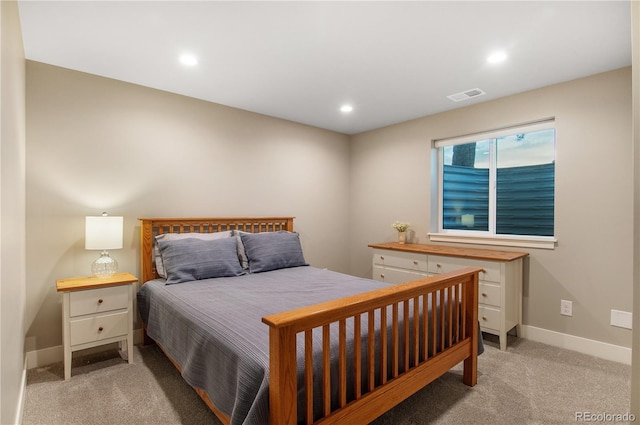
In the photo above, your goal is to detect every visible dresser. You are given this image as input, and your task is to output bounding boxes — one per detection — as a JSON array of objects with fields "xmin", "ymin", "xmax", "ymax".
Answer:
[
  {"xmin": 56, "ymin": 272, "xmax": 138, "ymax": 379},
  {"xmin": 369, "ymin": 242, "xmax": 527, "ymax": 350}
]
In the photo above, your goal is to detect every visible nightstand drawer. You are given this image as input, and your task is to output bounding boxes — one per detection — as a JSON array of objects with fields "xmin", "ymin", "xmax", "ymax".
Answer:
[
  {"xmin": 479, "ymin": 283, "xmax": 501, "ymax": 308},
  {"xmin": 69, "ymin": 311, "xmax": 129, "ymax": 346},
  {"xmin": 479, "ymin": 306, "xmax": 500, "ymax": 331},
  {"xmin": 70, "ymin": 285, "xmax": 129, "ymax": 317},
  {"xmin": 428, "ymin": 255, "xmax": 501, "ymax": 283},
  {"xmin": 372, "ymin": 250, "xmax": 428, "ymax": 272}
]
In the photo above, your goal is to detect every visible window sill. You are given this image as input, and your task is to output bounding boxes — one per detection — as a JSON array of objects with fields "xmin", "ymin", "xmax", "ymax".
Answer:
[{"xmin": 428, "ymin": 232, "xmax": 557, "ymax": 250}]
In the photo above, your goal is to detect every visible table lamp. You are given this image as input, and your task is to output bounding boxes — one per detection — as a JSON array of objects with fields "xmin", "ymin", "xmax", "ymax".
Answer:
[{"xmin": 85, "ymin": 212, "xmax": 123, "ymax": 277}]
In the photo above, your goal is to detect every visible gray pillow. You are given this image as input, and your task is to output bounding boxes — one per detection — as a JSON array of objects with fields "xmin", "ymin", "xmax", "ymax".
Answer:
[
  {"xmin": 154, "ymin": 231, "xmax": 233, "ymax": 278},
  {"xmin": 157, "ymin": 236, "xmax": 245, "ymax": 284},
  {"xmin": 232, "ymin": 230, "xmax": 250, "ymax": 270},
  {"xmin": 240, "ymin": 231, "xmax": 307, "ymax": 273}
]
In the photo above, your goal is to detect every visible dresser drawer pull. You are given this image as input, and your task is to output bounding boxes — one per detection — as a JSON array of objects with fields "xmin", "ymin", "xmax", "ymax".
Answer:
[
  {"xmin": 97, "ymin": 299, "xmax": 104, "ymax": 305},
  {"xmin": 436, "ymin": 263, "xmax": 441, "ymax": 268},
  {"xmin": 380, "ymin": 274, "xmax": 385, "ymax": 279},
  {"xmin": 380, "ymin": 256, "xmax": 384, "ymax": 260},
  {"xmin": 481, "ymin": 316, "xmax": 488, "ymax": 321},
  {"xmin": 98, "ymin": 326, "xmax": 104, "ymax": 332},
  {"xmin": 413, "ymin": 260, "xmax": 418, "ymax": 265},
  {"xmin": 481, "ymin": 292, "xmax": 488, "ymax": 298}
]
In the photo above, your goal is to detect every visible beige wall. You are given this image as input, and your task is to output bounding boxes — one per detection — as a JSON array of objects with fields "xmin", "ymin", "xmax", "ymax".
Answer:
[
  {"xmin": 25, "ymin": 61, "xmax": 351, "ymax": 352},
  {"xmin": 1, "ymin": 1, "xmax": 27, "ymax": 423},
  {"xmin": 25, "ymin": 62, "xmax": 634, "ymax": 361},
  {"xmin": 350, "ymin": 67, "xmax": 633, "ymax": 348}
]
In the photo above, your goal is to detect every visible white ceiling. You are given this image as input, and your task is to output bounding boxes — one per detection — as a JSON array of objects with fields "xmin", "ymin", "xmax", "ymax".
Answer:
[{"xmin": 17, "ymin": 1, "xmax": 632, "ymax": 135}]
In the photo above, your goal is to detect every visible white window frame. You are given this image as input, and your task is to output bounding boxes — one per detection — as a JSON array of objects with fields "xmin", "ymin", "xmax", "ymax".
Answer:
[{"xmin": 429, "ymin": 120, "xmax": 558, "ymax": 250}]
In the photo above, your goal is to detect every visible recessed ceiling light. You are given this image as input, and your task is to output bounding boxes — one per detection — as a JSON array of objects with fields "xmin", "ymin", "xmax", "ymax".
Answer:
[
  {"xmin": 179, "ymin": 54, "xmax": 198, "ymax": 66},
  {"xmin": 340, "ymin": 104, "xmax": 353, "ymax": 113},
  {"xmin": 487, "ymin": 51, "xmax": 507, "ymax": 64}
]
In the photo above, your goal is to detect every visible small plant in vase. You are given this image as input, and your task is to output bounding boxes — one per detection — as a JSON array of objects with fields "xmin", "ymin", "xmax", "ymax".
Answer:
[{"xmin": 392, "ymin": 221, "xmax": 410, "ymax": 244}]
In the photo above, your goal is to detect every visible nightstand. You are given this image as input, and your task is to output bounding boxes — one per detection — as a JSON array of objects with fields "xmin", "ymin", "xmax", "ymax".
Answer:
[{"xmin": 56, "ymin": 272, "xmax": 137, "ymax": 380}]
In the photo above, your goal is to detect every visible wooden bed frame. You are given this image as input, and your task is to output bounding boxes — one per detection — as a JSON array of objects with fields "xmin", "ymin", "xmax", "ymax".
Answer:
[{"xmin": 139, "ymin": 217, "xmax": 479, "ymax": 425}]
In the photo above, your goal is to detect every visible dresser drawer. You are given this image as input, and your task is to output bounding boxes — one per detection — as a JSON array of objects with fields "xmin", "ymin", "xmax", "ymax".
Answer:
[
  {"xmin": 427, "ymin": 255, "xmax": 501, "ymax": 283},
  {"xmin": 372, "ymin": 250, "xmax": 428, "ymax": 272},
  {"xmin": 69, "ymin": 311, "xmax": 129, "ymax": 346},
  {"xmin": 70, "ymin": 285, "xmax": 129, "ymax": 317},
  {"xmin": 479, "ymin": 306, "xmax": 500, "ymax": 331},
  {"xmin": 479, "ymin": 282, "xmax": 501, "ymax": 308},
  {"xmin": 372, "ymin": 265, "xmax": 428, "ymax": 285}
]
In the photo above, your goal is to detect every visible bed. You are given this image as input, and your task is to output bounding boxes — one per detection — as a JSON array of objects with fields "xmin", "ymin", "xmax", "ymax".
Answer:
[{"xmin": 137, "ymin": 217, "xmax": 480, "ymax": 425}]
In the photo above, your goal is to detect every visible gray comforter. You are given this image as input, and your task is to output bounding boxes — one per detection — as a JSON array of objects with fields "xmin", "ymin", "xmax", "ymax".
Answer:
[{"xmin": 137, "ymin": 266, "xmax": 481, "ymax": 425}]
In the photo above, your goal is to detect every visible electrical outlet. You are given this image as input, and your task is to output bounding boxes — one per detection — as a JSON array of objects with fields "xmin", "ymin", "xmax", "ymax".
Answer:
[
  {"xmin": 610, "ymin": 310, "xmax": 632, "ymax": 329},
  {"xmin": 560, "ymin": 299, "xmax": 572, "ymax": 316}
]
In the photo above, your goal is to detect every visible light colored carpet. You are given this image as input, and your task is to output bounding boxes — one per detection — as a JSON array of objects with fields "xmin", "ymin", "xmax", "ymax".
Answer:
[{"xmin": 23, "ymin": 335, "xmax": 632, "ymax": 425}]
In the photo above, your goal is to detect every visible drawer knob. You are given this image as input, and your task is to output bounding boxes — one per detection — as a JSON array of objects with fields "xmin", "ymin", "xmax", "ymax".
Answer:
[
  {"xmin": 380, "ymin": 256, "xmax": 384, "ymax": 260},
  {"xmin": 98, "ymin": 326, "xmax": 104, "ymax": 332},
  {"xmin": 380, "ymin": 274, "xmax": 385, "ymax": 279},
  {"xmin": 436, "ymin": 264, "xmax": 441, "ymax": 268},
  {"xmin": 481, "ymin": 292, "xmax": 488, "ymax": 297},
  {"xmin": 481, "ymin": 316, "xmax": 488, "ymax": 321},
  {"xmin": 413, "ymin": 260, "xmax": 418, "ymax": 265},
  {"xmin": 97, "ymin": 298, "xmax": 104, "ymax": 304}
]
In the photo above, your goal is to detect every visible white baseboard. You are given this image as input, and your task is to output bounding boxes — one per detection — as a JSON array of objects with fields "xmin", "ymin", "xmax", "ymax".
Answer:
[
  {"xmin": 26, "ymin": 328, "xmax": 145, "ymax": 369},
  {"xmin": 15, "ymin": 356, "xmax": 26, "ymax": 425},
  {"xmin": 520, "ymin": 325, "xmax": 632, "ymax": 365},
  {"xmin": 25, "ymin": 345, "xmax": 63, "ymax": 370}
]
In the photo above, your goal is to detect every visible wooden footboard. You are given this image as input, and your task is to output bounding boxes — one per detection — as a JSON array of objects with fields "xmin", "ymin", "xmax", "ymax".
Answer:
[{"xmin": 263, "ymin": 267, "xmax": 480, "ymax": 425}]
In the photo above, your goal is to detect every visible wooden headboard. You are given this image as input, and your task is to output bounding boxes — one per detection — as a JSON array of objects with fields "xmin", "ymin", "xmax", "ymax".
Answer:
[{"xmin": 139, "ymin": 217, "xmax": 295, "ymax": 284}]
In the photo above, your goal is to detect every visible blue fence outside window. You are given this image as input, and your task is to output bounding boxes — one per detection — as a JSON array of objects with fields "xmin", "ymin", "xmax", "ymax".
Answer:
[{"xmin": 443, "ymin": 163, "xmax": 554, "ymax": 236}]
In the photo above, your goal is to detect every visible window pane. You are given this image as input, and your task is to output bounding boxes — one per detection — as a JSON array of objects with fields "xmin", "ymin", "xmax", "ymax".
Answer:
[
  {"xmin": 496, "ymin": 129, "xmax": 555, "ymax": 236},
  {"xmin": 442, "ymin": 140, "xmax": 490, "ymax": 231}
]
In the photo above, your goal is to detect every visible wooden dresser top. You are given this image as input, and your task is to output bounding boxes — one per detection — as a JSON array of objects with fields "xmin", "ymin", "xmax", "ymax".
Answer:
[{"xmin": 368, "ymin": 242, "xmax": 528, "ymax": 262}]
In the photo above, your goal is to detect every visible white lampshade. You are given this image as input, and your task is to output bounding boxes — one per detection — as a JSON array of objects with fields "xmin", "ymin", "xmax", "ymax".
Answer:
[
  {"xmin": 85, "ymin": 215, "xmax": 123, "ymax": 250},
  {"xmin": 85, "ymin": 213, "xmax": 123, "ymax": 277}
]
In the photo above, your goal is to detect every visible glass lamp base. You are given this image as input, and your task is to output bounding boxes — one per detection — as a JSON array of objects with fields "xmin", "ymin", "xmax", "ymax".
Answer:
[{"xmin": 92, "ymin": 251, "xmax": 118, "ymax": 277}]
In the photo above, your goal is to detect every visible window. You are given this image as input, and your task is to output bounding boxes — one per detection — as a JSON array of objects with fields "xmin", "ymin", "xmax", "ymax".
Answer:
[{"xmin": 433, "ymin": 121, "xmax": 556, "ymax": 247}]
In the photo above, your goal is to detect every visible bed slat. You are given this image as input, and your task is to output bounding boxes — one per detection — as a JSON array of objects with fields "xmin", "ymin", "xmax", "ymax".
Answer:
[
  {"xmin": 380, "ymin": 308, "xmax": 387, "ymax": 385},
  {"xmin": 322, "ymin": 324, "xmax": 331, "ymax": 417},
  {"xmin": 391, "ymin": 303, "xmax": 399, "ymax": 379},
  {"xmin": 305, "ymin": 330, "xmax": 313, "ymax": 425},
  {"xmin": 413, "ymin": 296, "xmax": 420, "ymax": 367},
  {"xmin": 338, "ymin": 319, "xmax": 347, "ymax": 408},
  {"xmin": 353, "ymin": 315, "xmax": 362, "ymax": 400},
  {"xmin": 367, "ymin": 311, "xmax": 375, "ymax": 392}
]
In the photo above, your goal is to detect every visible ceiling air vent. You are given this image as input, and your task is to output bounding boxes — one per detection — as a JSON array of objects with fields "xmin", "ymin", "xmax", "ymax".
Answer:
[{"xmin": 447, "ymin": 88, "xmax": 486, "ymax": 102}]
